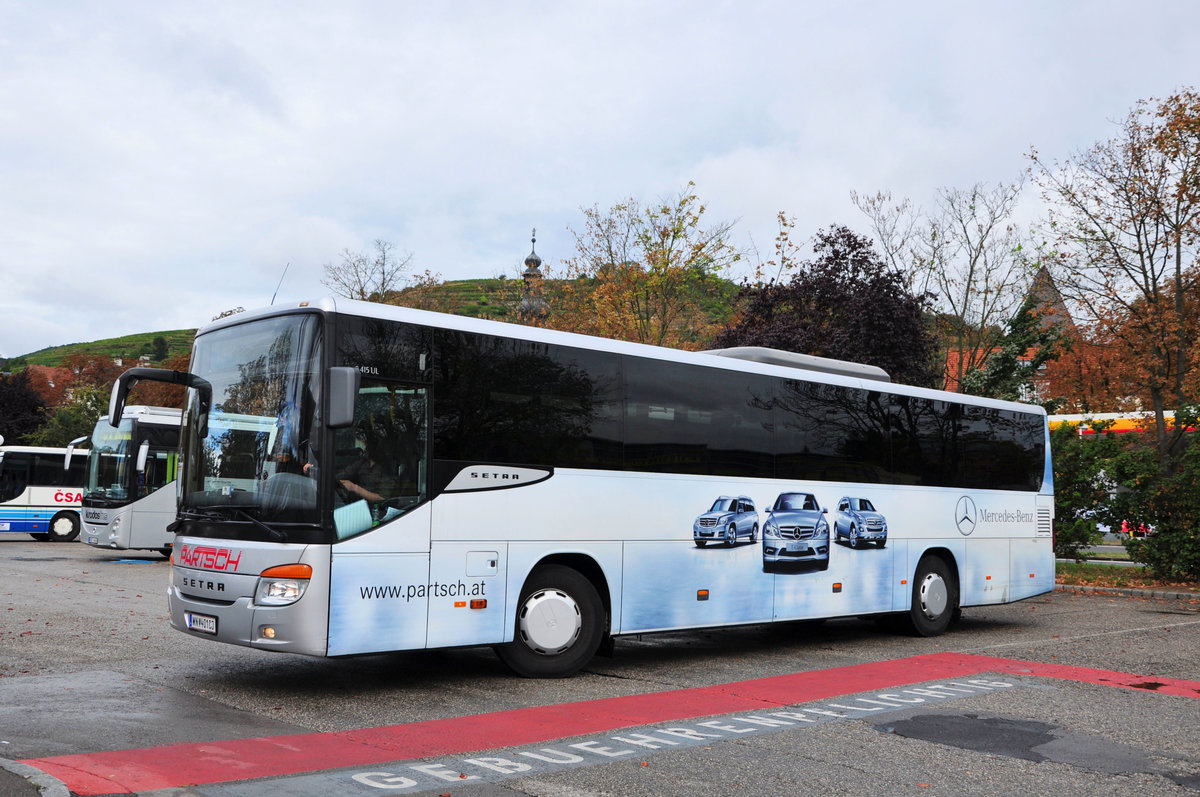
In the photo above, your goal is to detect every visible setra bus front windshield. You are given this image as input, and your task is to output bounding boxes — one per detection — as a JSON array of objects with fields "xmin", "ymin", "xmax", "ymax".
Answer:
[{"xmin": 179, "ymin": 313, "xmax": 323, "ymax": 532}]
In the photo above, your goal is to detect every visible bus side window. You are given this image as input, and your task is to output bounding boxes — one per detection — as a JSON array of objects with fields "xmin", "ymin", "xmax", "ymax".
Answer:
[{"xmin": 0, "ymin": 453, "xmax": 30, "ymax": 502}]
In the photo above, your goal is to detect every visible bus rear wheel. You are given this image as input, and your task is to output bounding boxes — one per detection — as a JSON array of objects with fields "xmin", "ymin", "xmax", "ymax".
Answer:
[
  {"xmin": 47, "ymin": 512, "xmax": 80, "ymax": 542},
  {"xmin": 905, "ymin": 554, "xmax": 957, "ymax": 636},
  {"xmin": 495, "ymin": 564, "xmax": 605, "ymax": 678}
]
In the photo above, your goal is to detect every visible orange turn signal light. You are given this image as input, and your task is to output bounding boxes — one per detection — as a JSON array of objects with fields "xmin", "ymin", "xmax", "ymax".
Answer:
[{"xmin": 260, "ymin": 564, "xmax": 313, "ymax": 579}]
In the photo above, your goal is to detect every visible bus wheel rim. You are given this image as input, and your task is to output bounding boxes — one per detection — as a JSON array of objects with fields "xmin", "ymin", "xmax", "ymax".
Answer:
[
  {"xmin": 519, "ymin": 588, "xmax": 582, "ymax": 655},
  {"xmin": 918, "ymin": 573, "xmax": 948, "ymax": 619}
]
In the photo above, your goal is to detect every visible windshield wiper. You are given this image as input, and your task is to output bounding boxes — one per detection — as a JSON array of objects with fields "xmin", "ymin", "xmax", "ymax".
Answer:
[
  {"xmin": 168, "ymin": 508, "xmax": 224, "ymax": 533},
  {"xmin": 230, "ymin": 507, "xmax": 287, "ymax": 542},
  {"xmin": 169, "ymin": 507, "xmax": 286, "ymax": 541}
]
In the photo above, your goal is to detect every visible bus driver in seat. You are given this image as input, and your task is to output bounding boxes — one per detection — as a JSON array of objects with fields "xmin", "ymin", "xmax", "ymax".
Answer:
[{"xmin": 338, "ymin": 428, "xmax": 399, "ymax": 504}]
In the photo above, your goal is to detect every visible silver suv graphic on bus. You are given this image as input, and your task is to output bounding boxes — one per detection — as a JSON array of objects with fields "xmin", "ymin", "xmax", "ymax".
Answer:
[
  {"xmin": 834, "ymin": 496, "xmax": 888, "ymax": 549},
  {"xmin": 693, "ymin": 495, "xmax": 758, "ymax": 547},
  {"xmin": 762, "ymin": 491, "xmax": 829, "ymax": 569}
]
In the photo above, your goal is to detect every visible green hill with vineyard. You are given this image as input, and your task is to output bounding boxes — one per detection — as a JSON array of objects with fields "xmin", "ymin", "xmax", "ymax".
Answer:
[{"xmin": 4, "ymin": 276, "xmax": 742, "ymax": 369}]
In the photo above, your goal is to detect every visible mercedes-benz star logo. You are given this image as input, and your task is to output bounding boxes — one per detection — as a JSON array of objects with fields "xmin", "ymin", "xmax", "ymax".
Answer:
[{"xmin": 955, "ymin": 496, "xmax": 978, "ymax": 536}]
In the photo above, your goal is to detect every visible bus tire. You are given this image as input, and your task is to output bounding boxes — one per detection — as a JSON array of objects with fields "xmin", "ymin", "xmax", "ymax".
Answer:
[
  {"xmin": 495, "ymin": 564, "xmax": 605, "ymax": 678},
  {"xmin": 905, "ymin": 554, "xmax": 957, "ymax": 636},
  {"xmin": 47, "ymin": 512, "xmax": 80, "ymax": 542}
]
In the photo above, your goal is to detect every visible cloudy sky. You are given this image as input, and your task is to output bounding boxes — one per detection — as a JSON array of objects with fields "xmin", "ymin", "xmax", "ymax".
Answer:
[{"xmin": 2, "ymin": 1, "xmax": 1198, "ymax": 358}]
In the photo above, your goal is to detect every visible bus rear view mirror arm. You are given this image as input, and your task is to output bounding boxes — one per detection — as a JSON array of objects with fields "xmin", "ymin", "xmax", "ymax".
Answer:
[
  {"xmin": 110, "ymin": 368, "xmax": 213, "ymax": 437},
  {"xmin": 64, "ymin": 436, "xmax": 88, "ymax": 470}
]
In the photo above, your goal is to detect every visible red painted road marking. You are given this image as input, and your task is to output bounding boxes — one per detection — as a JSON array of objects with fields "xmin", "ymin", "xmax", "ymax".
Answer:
[{"xmin": 22, "ymin": 652, "xmax": 1200, "ymax": 795}]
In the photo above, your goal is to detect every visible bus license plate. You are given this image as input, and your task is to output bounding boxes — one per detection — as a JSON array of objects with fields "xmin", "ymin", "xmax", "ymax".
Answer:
[{"xmin": 185, "ymin": 612, "xmax": 218, "ymax": 635}]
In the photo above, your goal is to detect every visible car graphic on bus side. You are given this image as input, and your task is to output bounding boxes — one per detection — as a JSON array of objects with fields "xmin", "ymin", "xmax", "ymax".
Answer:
[
  {"xmin": 693, "ymin": 495, "xmax": 758, "ymax": 547},
  {"xmin": 762, "ymin": 491, "xmax": 829, "ymax": 569},
  {"xmin": 834, "ymin": 496, "xmax": 888, "ymax": 549}
]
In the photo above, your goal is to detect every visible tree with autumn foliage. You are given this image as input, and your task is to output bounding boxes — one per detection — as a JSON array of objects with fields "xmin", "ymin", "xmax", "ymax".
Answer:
[
  {"xmin": 25, "ymin": 383, "xmax": 109, "ymax": 447},
  {"xmin": 1031, "ymin": 88, "xmax": 1200, "ymax": 469},
  {"xmin": 127, "ymin": 352, "xmax": 192, "ymax": 409},
  {"xmin": 22, "ymin": 354, "xmax": 127, "ymax": 446},
  {"xmin": 547, "ymin": 183, "xmax": 743, "ymax": 349},
  {"xmin": 1032, "ymin": 89, "xmax": 1200, "ymax": 581},
  {"xmin": 1043, "ymin": 319, "xmax": 1172, "ymax": 414},
  {"xmin": 713, "ymin": 224, "xmax": 939, "ymax": 387},
  {"xmin": 59, "ymin": 353, "xmax": 127, "ymax": 392}
]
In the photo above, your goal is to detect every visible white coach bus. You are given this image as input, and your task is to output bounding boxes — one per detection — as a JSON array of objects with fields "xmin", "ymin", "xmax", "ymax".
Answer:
[
  {"xmin": 80, "ymin": 405, "xmax": 181, "ymax": 555},
  {"xmin": 0, "ymin": 441, "xmax": 86, "ymax": 541},
  {"xmin": 109, "ymin": 297, "xmax": 1055, "ymax": 677}
]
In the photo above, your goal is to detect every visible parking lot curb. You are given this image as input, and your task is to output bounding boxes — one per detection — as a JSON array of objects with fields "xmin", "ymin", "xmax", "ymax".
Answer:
[
  {"xmin": 1055, "ymin": 583, "xmax": 1200, "ymax": 601},
  {"xmin": 0, "ymin": 758, "xmax": 69, "ymax": 797}
]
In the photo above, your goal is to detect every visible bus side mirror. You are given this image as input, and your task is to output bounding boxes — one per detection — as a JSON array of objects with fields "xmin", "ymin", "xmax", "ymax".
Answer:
[
  {"xmin": 108, "ymin": 380, "xmax": 126, "ymax": 428},
  {"xmin": 136, "ymin": 440, "xmax": 150, "ymax": 474},
  {"xmin": 109, "ymin": 368, "xmax": 212, "ymax": 437},
  {"xmin": 328, "ymin": 367, "xmax": 361, "ymax": 429},
  {"xmin": 65, "ymin": 436, "xmax": 88, "ymax": 471}
]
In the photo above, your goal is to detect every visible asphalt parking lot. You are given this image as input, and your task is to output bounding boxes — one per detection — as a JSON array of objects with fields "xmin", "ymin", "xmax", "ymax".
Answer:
[{"xmin": 1, "ymin": 539, "xmax": 1198, "ymax": 796}]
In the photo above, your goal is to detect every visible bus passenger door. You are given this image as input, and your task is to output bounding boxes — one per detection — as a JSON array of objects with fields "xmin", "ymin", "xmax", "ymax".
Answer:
[{"xmin": 328, "ymin": 381, "xmax": 433, "ymax": 655}]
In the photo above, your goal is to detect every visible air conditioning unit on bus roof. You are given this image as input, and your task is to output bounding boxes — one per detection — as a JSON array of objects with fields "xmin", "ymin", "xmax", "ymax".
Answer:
[{"xmin": 702, "ymin": 346, "xmax": 891, "ymax": 383}]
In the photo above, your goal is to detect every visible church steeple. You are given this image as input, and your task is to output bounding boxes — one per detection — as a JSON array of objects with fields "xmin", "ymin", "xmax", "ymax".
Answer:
[{"xmin": 517, "ymin": 228, "xmax": 549, "ymax": 323}]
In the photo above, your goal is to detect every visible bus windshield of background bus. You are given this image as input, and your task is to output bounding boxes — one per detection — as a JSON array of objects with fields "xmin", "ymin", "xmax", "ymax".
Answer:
[
  {"xmin": 179, "ymin": 314, "xmax": 323, "ymax": 527},
  {"xmin": 85, "ymin": 420, "xmax": 133, "ymax": 501}
]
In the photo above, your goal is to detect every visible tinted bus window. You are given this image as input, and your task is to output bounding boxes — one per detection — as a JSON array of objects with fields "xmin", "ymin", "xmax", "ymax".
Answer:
[
  {"xmin": 775, "ymin": 381, "xmax": 890, "ymax": 483},
  {"xmin": 0, "ymin": 453, "xmax": 30, "ymax": 502},
  {"xmin": 955, "ymin": 405, "xmax": 1044, "ymax": 490},
  {"xmin": 338, "ymin": 315, "xmax": 431, "ymax": 383},
  {"xmin": 623, "ymin": 358, "xmax": 773, "ymax": 477},
  {"xmin": 433, "ymin": 331, "xmax": 622, "ymax": 469},
  {"xmin": 34, "ymin": 454, "xmax": 84, "ymax": 488},
  {"xmin": 888, "ymin": 394, "xmax": 955, "ymax": 486}
]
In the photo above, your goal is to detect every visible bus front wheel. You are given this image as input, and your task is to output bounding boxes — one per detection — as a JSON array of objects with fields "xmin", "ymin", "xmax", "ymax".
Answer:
[
  {"xmin": 495, "ymin": 564, "xmax": 605, "ymax": 678},
  {"xmin": 905, "ymin": 554, "xmax": 957, "ymax": 636},
  {"xmin": 47, "ymin": 512, "xmax": 80, "ymax": 542}
]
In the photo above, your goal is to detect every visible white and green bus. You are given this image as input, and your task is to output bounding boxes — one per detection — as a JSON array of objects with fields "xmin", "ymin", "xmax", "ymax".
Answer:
[
  {"xmin": 111, "ymin": 297, "xmax": 1054, "ymax": 677},
  {"xmin": 80, "ymin": 405, "xmax": 182, "ymax": 555}
]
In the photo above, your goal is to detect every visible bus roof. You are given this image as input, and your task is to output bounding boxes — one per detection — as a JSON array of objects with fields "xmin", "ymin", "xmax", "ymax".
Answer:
[
  {"xmin": 199, "ymin": 297, "xmax": 1045, "ymax": 416},
  {"xmin": 703, "ymin": 346, "xmax": 890, "ymax": 382}
]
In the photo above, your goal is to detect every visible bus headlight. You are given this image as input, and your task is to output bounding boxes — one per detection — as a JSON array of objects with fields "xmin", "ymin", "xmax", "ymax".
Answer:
[{"xmin": 254, "ymin": 564, "xmax": 312, "ymax": 606}]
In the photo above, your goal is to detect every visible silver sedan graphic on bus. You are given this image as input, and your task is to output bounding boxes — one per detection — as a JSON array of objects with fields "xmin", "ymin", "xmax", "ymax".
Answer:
[
  {"xmin": 762, "ymin": 491, "xmax": 829, "ymax": 569},
  {"xmin": 834, "ymin": 496, "xmax": 888, "ymax": 549},
  {"xmin": 693, "ymin": 495, "xmax": 758, "ymax": 547}
]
